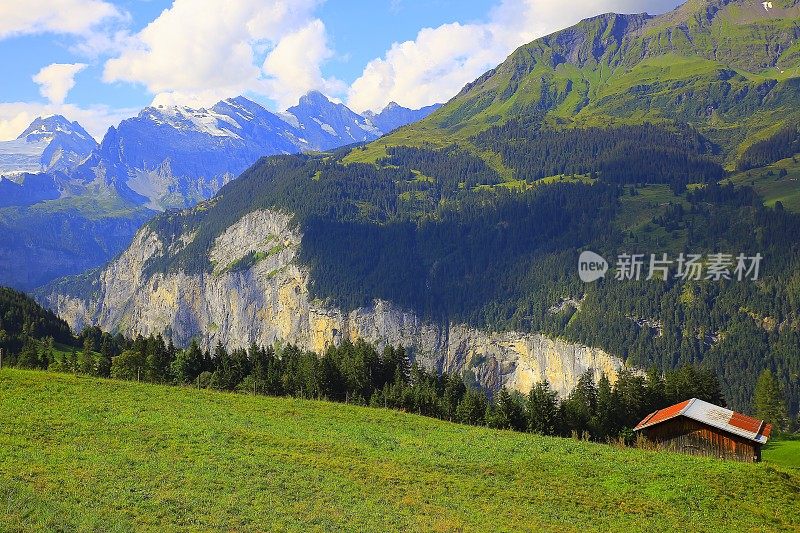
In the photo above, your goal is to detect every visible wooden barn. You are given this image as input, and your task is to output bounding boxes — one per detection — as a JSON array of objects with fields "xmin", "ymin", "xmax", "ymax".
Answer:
[{"xmin": 634, "ymin": 398, "xmax": 772, "ymax": 462}]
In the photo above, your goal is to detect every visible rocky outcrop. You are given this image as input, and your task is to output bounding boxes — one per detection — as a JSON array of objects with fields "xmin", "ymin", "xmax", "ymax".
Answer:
[{"xmin": 42, "ymin": 209, "xmax": 628, "ymax": 397}]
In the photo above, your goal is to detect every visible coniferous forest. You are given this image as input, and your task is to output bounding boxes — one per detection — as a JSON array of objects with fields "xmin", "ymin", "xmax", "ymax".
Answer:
[
  {"xmin": 737, "ymin": 123, "xmax": 800, "ymax": 171},
  {"xmin": 475, "ymin": 122, "xmax": 725, "ymax": 192},
  {"xmin": 106, "ymin": 129, "xmax": 800, "ymax": 418}
]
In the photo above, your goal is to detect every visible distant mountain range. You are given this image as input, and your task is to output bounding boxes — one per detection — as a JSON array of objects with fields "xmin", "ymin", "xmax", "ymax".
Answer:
[
  {"xmin": 363, "ymin": 102, "xmax": 442, "ymax": 134},
  {"xmin": 75, "ymin": 91, "xmax": 429, "ymax": 211},
  {"xmin": 0, "ymin": 94, "xmax": 441, "ymax": 289}
]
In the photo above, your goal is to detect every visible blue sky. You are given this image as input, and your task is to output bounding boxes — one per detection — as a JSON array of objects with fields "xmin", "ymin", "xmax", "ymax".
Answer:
[
  {"xmin": 0, "ymin": 0, "xmax": 682, "ymax": 140},
  {"xmin": 1, "ymin": 1, "xmax": 497, "ymax": 111}
]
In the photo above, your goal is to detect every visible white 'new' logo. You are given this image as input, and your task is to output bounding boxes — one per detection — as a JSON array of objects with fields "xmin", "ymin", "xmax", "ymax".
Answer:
[{"xmin": 578, "ymin": 251, "xmax": 608, "ymax": 283}]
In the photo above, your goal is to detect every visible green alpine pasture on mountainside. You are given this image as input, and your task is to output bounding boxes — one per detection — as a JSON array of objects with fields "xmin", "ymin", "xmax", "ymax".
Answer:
[
  {"xmin": 360, "ymin": 0, "xmax": 800, "ymax": 165},
  {"xmin": 730, "ymin": 154, "xmax": 800, "ymax": 212},
  {"xmin": 0, "ymin": 369, "xmax": 798, "ymax": 532}
]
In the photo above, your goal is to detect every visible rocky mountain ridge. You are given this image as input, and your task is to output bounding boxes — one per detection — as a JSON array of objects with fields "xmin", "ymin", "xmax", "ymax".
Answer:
[{"xmin": 41, "ymin": 209, "xmax": 625, "ymax": 397}]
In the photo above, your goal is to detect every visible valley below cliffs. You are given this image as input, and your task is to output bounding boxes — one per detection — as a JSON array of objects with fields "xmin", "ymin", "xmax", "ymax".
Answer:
[{"xmin": 40, "ymin": 209, "xmax": 626, "ymax": 397}]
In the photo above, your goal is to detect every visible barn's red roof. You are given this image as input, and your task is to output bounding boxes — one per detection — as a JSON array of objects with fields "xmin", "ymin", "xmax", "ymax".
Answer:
[
  {"xmin": 635, "ymin": 399, "xmax": 691, "ymax": 429},
  {"xmin": 634, "ymin": 398, "xmax": 772, "ymax": 444}
]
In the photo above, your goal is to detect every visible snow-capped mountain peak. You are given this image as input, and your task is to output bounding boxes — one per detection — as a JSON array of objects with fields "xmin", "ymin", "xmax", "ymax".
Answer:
[
  {"xmin": 68, "ymin": 93, "xmax": 442, "ymax": 211},
  {"xmin": 0, "ymin": 115, "xmax": 97, "ymax": 176},
  {"xmin": 283, "ymin": 91, "xmax": 383, "ymax": 150},
  {"xmin": 17, "ymin": 115, "xmax": 93, "ymax": 144},
  {"xmin": 297, "ymin": 90, "xmax": 332, "ymax": 107},
  {"xmin": 141, "ymin": 105, "xmax": 242, "ymax": 139}
]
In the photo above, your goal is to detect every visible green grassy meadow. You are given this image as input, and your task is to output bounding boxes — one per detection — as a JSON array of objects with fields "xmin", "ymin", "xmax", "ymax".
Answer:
[
  {"xmin": 1, "ymin": 369, "xmax": 798, "ymax": 532},
  {"xmin": 729, "ymin": 156, "xmax": 800, "ymax": 213},
  {"xmin": 762, "ymin": 436, "xmax": 800, "ymax": 470}
]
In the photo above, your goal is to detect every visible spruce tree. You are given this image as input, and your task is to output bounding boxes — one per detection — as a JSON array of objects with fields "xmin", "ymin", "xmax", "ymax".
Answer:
[
  {"xmin": 456, "ymin": 389, "xmax": 487, "ymax": 426},
  {"xmin": 97, "ymin": 337, "xmax": 113, "ymax": 378},
  {"xmin": 17, "ymin": 339, "xmax": 40, "ymax": 369},
  {"xmin": 563, "ymin": 370, "xmax": 597, "ymax": 437},
  {"xmin": 490, "ymin": 388, "xmax": 526, "ymax": 431},
  {"xmin": 442, "ymin": 374, "xmax": 466, "ymax": 421},
  {"xmin": 40, "ymin": 336, "xmax": 54, "ymax": 369},
  {"xmin": 77, "ymin": 338, "xmax": 95, "ymax": 375},
  {"xmin": 67, "ymin": 350, "xmax": 78, "ymax": 373},
  {"xmin": 526, "ymin": 381, "xmax": 560, "ymax": 436},
  {"xmin": 145, "ymin": 335, "xmax": 170, "ymax": 383},
  {"xmin": 754, "ymin": 369, "xmax": 788, "ymax": 431},
  {"xmin": 592, "ymin": 375, "xmax": 614, "ymax": 440}
]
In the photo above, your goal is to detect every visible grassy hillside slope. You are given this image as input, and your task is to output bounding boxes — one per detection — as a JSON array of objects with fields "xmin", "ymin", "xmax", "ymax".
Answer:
[
  {"xmin": 763, "ymin": 436, "xmax": 800, "ymax": 468},
  {"xmin": 730, "ymin": 154, "xmax": 800, "ymax": 212},
  {"xmin": 344, "ymin": 0, "xmax": 800, "ymax": 169},
  {"xmin": 1, "ymin": 369, "xmax": 798, "ymax": 532}
]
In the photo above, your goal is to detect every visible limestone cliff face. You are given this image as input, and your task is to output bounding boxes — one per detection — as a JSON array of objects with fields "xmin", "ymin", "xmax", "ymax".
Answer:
[{"xmin": 42, "ymin": 209, "xmax": 627, "ymax": 397}]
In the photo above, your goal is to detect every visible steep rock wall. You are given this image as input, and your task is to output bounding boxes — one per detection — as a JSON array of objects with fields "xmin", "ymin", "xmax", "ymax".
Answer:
[{"xmin": 42, "ymin": 210, "xmax": 627, "ymax": 397}]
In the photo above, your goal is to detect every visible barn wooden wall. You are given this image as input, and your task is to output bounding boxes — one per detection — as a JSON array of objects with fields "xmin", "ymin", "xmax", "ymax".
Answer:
[{"xmin": 642, "ymin": 418, "xmax": 761, "ymax": 462}]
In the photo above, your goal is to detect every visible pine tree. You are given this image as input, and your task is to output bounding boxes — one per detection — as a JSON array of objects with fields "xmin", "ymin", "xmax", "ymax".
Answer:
[
  {"xmin": 562, "ymin": 370, "xmax": 597, "ymax": 437},
  {"xmin": 526, "ymin": 381, "xmax": 560, "ymax": 436},
  {"xmin": 591, "ymin": 375, "xmax": 614, "ymax": 440},
  {"xmin": 320, "ymin": 348, "xmax": 344, "ymax": 400},
  {"xmin": 77, "ymin": 338, "xmax": 95, "ymax": 375},
  {"xmin": 456, "ymin": 389, "xmax": 487, "ymax": 426},
  {"xmin": 381, "ymin": 345, "xmax": 410, "ymax": 386},
  {"xmin": 645, "ymin": 367, "xmax": 665, "ymax": 411},
  {"xmin": 97, "ymin": 336, "xmax": 113, "ymax": 378},
  {"xmin": 490, "ymin": 388, "xmax": 526, "ymax": 431},
  {"xmin": 40, "ymin": 336, "xmax": 55, "ymax": 368},
  {"xmin": 664, "ymin": 365, "xmax": 725, "ymax": 406},
  {"xmin": 442, "ymin": 373, "xmax": 466, "ymax": 421},
  {"xmin": 145, "ymin": 335, "xmax": 170, "ymax": 383},
  {"xmin": 67, "ymin": 350, "xmax": 78, "ymax": 373},
  {"xmin": 613, "ymin": 370, "xmax": 649, "ymax": 429},
  {"xmin": 16, "ymin": 339, "xmax": 40, "ymax": 369},
  {"xmin": 753, "ymin": 369, "xmax": 788, "ymax": 431}
]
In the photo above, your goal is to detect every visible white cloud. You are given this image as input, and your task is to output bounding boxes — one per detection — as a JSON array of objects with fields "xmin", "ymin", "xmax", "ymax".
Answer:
[
  {"xmin": 347, "ymin": 22, "xmax": 496, "ymax": 113},
  {"xmin": 262, "ymin": 20, "xmax": 345, "ymax": 109},
  {"xmin": 348, "ymin": 0, "xmax": 683, "ymax": 112},
  {"xmin": 32, "ymin": 63, "xmax": 88, "ymax": 105},
  {"xmin": 0, "ymin": 102, "xmax": 137, "ymax": 141},
  {"xmin": 103, "ymin": 0, "xmax": 336, "ymax": 109},
  {"xmin": 0, "ymin": 0, "xmax": 122, "ymax": 40},
  {"xmin": 71, "ymin": 28, "xmax": 135, "ymax": 59}
]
